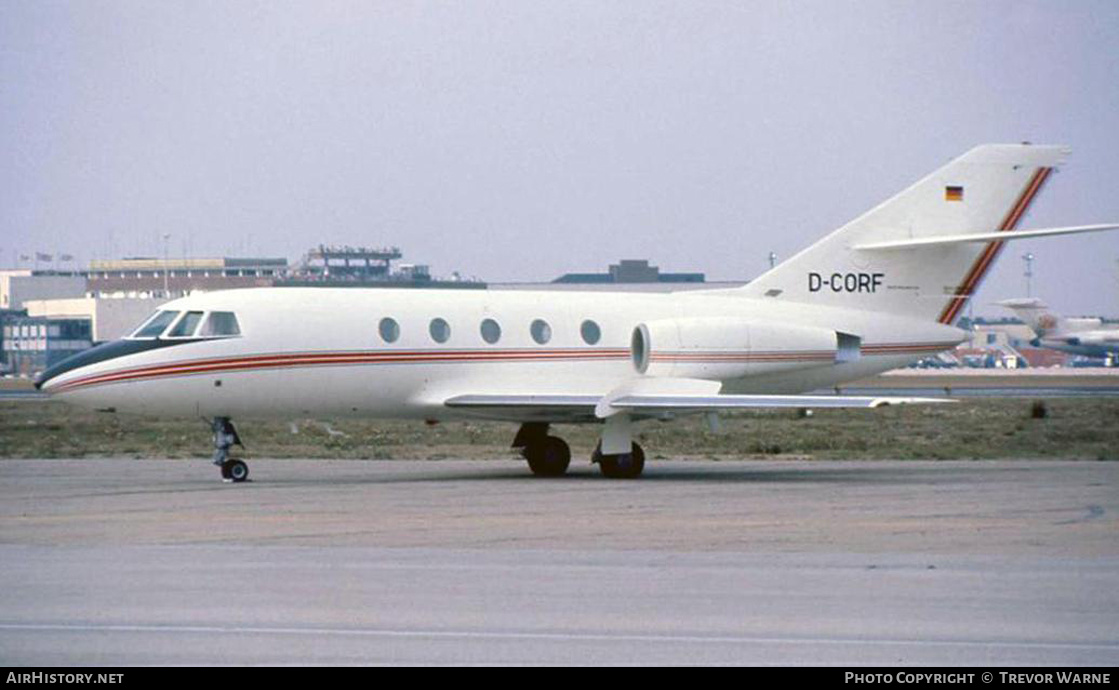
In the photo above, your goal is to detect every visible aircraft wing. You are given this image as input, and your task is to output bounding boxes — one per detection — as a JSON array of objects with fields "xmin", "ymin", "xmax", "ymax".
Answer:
[
  {"xmin": 602, "ymin": 394, "xmax": 949, "ymax": 413},
  {"xmin": 443, "ymin": 390, "xmax": 951, "ymax": 422},
  {"xmin": 444, "ymin": 394, "xmax": 605, "ymax": 423}
]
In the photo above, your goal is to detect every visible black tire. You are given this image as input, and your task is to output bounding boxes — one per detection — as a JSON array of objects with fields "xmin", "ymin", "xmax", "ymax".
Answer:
[
  {"xmin": 524, "ymin": 436, "xmax": 571, "ymax": 477},
  {"xmin": 223, "ymin": 459, "xmax": 249, "ymax": 483},
  {"xmin": 595, "ymin": 442, "xmax": 646, "ymax": 479}
]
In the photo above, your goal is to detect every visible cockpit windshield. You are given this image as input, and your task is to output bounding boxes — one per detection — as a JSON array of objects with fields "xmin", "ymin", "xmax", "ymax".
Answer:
[
  {"xmin": 127, "ymin": 309, "xmax": 241, "ymax": 339},
  {"xmin": 130, "ymin": 311, "xmax": 180, "ymax": 338},
  {"xmin": 167, "ymin": 311, "xmax": 205, "ymax": 338}
]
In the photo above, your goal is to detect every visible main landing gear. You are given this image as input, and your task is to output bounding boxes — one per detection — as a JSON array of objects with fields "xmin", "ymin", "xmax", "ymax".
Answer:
[
  {"xmin": 514, "ymin": 423, "xmax": 571, "ymax": 477},
  {"xmin": 211, "ymin": 417, "xmax": 249, "ymax": 483},
  {"xmin": 513, "ymin": 422, "xmax": 646, "ymax": 479},
  {"xmin": 592, "ymin": 442, "xmax": 646, "ymax": 480}
]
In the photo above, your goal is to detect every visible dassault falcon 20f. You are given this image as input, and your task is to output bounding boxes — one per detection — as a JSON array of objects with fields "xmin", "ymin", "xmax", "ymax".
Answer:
[{"xmin": 36, "ymin": 144, "xmax": 1119, "ymax": 481}]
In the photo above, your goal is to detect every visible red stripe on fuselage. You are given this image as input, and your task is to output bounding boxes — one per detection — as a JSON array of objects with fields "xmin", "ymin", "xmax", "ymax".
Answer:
[
  {"xmin": 50, "ymin": 341, "xmax": 961, "ymax": 393},
  {"xmin": 51, "ymin": 348, "xmax": 631, "ymax": 392}
]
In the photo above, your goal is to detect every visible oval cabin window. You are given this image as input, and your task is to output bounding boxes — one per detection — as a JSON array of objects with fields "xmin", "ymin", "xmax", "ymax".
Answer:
[
  {"xmin": 480, "ymin": 318, "xmax": 501, "ymax": 344},
  {"xmin": 580, "ymin": 320, "xmax": 601, "ymax": 345},
  {"xmin": 379, "ymin": 317, "xmax": 400, "ymax": 343},
  {"xmin": 429, "ymin": 318, "xmax": 451, "ymax": 343},
  {"xmin": 530, "ymin": 319, "xmax": 552, "ymax": 345}
]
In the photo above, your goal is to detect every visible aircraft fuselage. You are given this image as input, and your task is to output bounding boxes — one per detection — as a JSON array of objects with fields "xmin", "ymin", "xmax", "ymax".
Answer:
[{"xmin": 38, "ymin": 286, "xmax": 963, "ymax": 422}]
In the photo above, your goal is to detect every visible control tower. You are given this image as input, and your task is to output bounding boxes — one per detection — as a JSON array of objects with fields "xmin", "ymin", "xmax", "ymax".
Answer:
[{"xmin": 296, "ymin": 245, "xmax": 404, "ymax": 281}]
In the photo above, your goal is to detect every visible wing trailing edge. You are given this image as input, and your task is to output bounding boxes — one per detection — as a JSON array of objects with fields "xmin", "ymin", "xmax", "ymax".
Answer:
[
  {"xmin": 601, "ymin": 394, "xmax": 952, "ymax": 415},
  {"xmin": 444, "ymin": 377, "xmax": 953, "ymax": 421}
]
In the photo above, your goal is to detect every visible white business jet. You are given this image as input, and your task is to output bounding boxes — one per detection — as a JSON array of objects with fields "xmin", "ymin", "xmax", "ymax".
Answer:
[{"xmin": 35, "ymin": 144, "xmax": 1119, "ymax": 481}]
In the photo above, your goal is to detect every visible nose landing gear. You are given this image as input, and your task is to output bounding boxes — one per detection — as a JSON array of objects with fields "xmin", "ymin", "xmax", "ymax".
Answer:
[
  {"xmin": 221, "ymin": 458, "xmax": 249, "ymax": 483},
  {"xmin": 211, "ymin": 417, "xmax": 249, "ymax": 483}
]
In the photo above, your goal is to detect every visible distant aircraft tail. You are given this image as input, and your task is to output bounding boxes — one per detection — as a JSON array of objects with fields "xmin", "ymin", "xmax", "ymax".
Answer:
[
  {"xmin": 739, "ymin": 144, "xmax": 1069, "ymax": 324},
  {"xmin": 997, "ymin": 298, "xmax": 1105, "ymax": 337},
  {"xmin": 997, "ymin": 298, "xmax": 1060, "ymax": 336}
]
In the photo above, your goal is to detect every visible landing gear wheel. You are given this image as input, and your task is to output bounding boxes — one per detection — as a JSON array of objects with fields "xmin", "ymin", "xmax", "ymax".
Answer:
[
  {"xmin": 222, "ymin": 459, "xmax": 249, "ymax": 483},
  {"xmin": 594, "ymin": 442, "xmax": 646, "ymax": 479},
  {"xmin": 524, "ymin": 436, "xmax": 571, "ymax": 477},
  {"xmin": 211, "ymin": 417, "xmax": 247, "ymax": 482}
]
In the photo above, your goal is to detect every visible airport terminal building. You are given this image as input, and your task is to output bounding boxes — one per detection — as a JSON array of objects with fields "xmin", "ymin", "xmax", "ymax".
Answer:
[{"xmin": 1, "ymin": 313, "xmax": 92, "ymax": 378}]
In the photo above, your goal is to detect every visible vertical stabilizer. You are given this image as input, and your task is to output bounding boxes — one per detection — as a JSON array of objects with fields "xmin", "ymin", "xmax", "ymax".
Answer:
[
  {"xmin": 740, "ymin": 144, "xmax": 1068, "ymax": 323},
  {"xmin": 997, "ymin": 298, "xmax": 1060, "ymax": 336}
]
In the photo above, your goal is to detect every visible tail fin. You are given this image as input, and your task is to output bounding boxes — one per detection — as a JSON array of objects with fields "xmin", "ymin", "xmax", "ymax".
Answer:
[
  {"xmin": 997, "ymin": 298, "xmax": 1060, "ymax": 336},
  {"xmin": 998, "ymin": 298, "xmax": 1103, "ymax": 336},
  {"xmin": 740, "ymin": 144, "xmax": 1068, "ymax": 324}
]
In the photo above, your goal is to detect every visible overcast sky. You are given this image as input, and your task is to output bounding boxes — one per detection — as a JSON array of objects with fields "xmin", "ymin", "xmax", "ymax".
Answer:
[{"xmin": 2, "ymin": 0, "xmax": 1118, "ymax": 315}]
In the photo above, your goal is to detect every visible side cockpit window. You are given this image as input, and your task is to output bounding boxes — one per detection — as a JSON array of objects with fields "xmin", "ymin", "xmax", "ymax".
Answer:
[
  {"xmin": 167, "ymin": 311, "xmax": 205, "ymax": 338},
  {"xmin": 130, "ymin": 310, "xmax": 180, "ymax": 339},
  {"xmin": 200, "ymin": 311, "xmax": 241, "ymax": 337}
]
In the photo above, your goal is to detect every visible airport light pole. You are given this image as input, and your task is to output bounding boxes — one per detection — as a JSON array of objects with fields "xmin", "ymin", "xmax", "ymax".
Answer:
[
  {"xmin": 162, "ymin": 233, "xmax": 171, "ymax": 297},
  {"xmin": 1022, "ymin": 252, "xmax": 1034, "ymax": 297},
  {"xmin": 767, "ymin": 251, "xmax": 777, "ymax": 270}
]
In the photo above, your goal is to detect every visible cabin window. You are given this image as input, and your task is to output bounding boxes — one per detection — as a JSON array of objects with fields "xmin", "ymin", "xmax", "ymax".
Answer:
[
  {"xmin": 429, "ymin": 318, "xmax": 451, "ymax": 343},
  {"xmin": 131, "ymin": 310, "xmax": 180, "ymax": 339},
  {"xmin": 480, "ymin": 318, "xmax": 501, "ymax": 344},
  {"xmin": 379, "ymin": 317, "xmax": 400, "ymax": 343},
  {"xmin": 530, "ymin": 319, "xmax": 552, "ymax": 345},
  {"xmin": 200, "ymin": 311, "xmax": 241, "ymax": 337},
  {"xmin": 167, "ymin": 311, "xmax": 205, "ymax": 338},
  {"xmin": 580, "ymin": 320, "xmax": 601, "ymax": 345}
]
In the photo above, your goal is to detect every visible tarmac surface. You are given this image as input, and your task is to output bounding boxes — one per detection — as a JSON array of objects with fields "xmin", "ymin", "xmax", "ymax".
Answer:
[{"xmin": 1, "ymin": 458, "xmax": 1117, "ymax": 665}]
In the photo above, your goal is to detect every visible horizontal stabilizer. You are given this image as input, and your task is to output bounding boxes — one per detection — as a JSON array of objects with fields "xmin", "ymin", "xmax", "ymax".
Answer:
[
  {"xmin": 854, "ymin": 224, "xmax": 1119, "ymax": 251},
  {"xmin": 996, "ymin": 297, "xmax": 1047, "ymax": 309}
]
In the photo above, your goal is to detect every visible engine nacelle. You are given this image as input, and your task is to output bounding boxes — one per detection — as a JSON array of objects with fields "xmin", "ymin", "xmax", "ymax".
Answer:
[{"xmin": 632, "ymin": 317, "xmax": 858, "ymax": 381}]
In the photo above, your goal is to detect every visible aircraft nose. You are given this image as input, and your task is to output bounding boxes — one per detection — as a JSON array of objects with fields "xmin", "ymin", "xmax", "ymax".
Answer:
[{"xmin": 35, "ymin": 339, "xmax": 165, "ymax": 392}]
